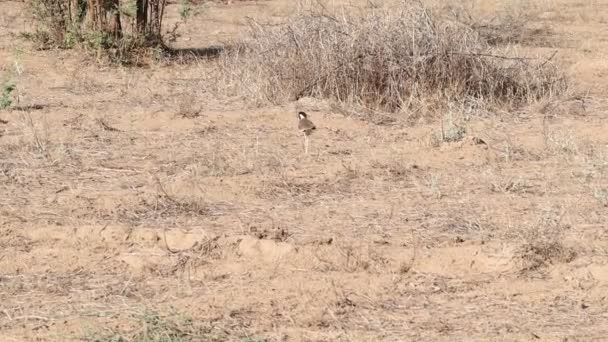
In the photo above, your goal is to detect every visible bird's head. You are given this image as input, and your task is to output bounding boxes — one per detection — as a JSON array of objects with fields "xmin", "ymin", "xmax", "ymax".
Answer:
[{"xmin": 298, "ymin": 111, "xmax": 308, "ymax": 120}]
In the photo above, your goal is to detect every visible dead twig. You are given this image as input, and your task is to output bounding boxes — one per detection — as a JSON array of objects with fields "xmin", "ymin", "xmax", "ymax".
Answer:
[{"xmin": 96, "ymin": 118, "xmax": 122, "ymax": 132}]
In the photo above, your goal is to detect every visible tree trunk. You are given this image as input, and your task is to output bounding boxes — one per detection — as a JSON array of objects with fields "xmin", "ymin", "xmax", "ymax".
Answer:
[
  {"xmin": 86, "ymin": 0, "xmax": 99, "ymax": 30},
  {"xmin": 68, "ymin": 0, "xmax": 87, "ymax": 24},
  {"xmin": 110, "ymin": 0, "xmax": 122, "ymax": 38},
  {"xmin": 68, "ymin": 0, "xmax": 75, "ymax": 23},
  {"xmin": 136, "ymin": 0, "xmax": 148, "ymax": 35}
]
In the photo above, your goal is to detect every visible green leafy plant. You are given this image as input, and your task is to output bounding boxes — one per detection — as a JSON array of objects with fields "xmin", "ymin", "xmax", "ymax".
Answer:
[
  {"xmin": 0, "ymin": 81, "xmax": 15, "ymax": 110},
  {"xmin": 179, "ymin": 0, "xmax": 193, "ymax": 21}
]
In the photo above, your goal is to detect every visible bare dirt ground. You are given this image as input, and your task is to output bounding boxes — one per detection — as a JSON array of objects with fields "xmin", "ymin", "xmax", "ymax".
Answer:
[{"xmin": 2, "ymin": 0, "xmax": 608, "ymax": 341}]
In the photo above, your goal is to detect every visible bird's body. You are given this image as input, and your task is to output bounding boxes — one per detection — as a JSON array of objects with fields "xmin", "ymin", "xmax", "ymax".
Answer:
[
  {"xmin": 297, "ymin": 111, "xmax": 315, "ymax": 154},
  {"xmin": 298, "ymin": 112, "xmax": 316, "ymax": 136}
]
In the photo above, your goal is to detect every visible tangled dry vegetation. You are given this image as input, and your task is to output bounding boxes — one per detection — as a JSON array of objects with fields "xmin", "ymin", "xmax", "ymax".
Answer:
[{"xmin": 219, "ymin": 2, "xmax": 566, "ymax": 121}]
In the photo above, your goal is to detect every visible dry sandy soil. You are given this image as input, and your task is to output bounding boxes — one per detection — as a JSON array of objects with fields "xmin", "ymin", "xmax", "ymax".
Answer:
[{"xmin": 2, "ymin": 0, "xmax": 608, "ymax": 341}]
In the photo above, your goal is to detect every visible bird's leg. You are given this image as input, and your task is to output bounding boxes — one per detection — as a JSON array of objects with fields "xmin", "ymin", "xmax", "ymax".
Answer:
[
  {"xmin": 304, "ymin": 135, "xmax": 309, "ymax": 154},
  {"xmin": 308, "ymin": 135, "xmax": 311, "ymax": 154}
]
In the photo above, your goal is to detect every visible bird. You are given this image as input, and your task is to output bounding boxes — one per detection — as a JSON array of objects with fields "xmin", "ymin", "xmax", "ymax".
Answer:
[{"xmin": 297, "ymin": 111, "xmax": 316, "ymax": 154}]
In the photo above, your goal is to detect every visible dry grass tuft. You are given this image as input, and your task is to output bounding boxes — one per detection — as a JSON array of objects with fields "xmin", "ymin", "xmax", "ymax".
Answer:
[
  {"xmin": 218, "ymin": 2, "xmax": 567, "ymax": 119},
  {"xmin": 518, "ymin": 241, "xmax": 577, "ymax": 273},
  {"xmin": 515, "ymin": 207, "xmax": 577, "ymax": 274},
  {"xmin": 86, "ymin": 309, "xmax": 226, "ymax": 342}
]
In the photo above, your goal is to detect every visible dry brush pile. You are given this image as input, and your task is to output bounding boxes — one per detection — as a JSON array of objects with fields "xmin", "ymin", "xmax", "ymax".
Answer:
[{"xmin": 219, "ymin": 2, "xmax": 567, "ymax": 119}]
